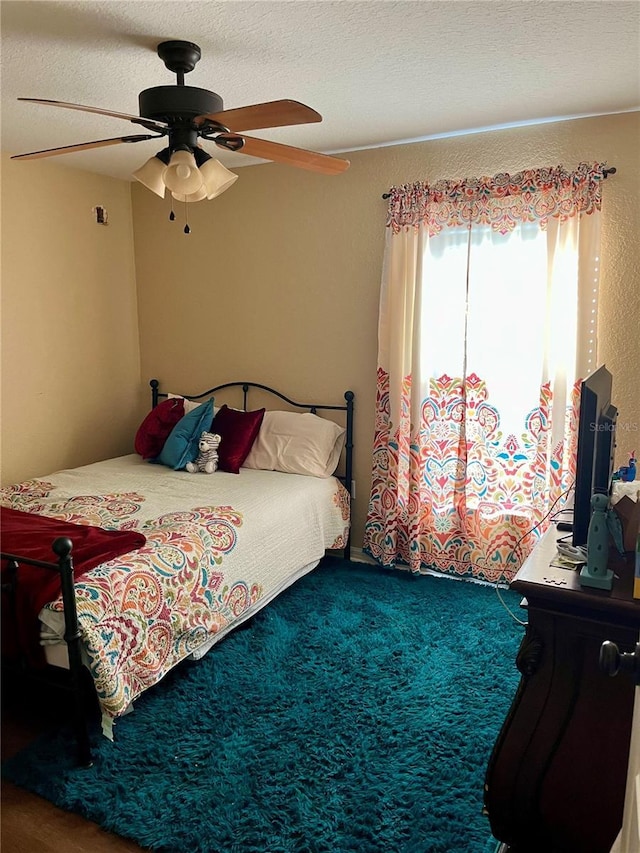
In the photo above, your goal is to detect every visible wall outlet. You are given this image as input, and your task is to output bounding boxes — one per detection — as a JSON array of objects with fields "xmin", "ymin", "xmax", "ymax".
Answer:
[
  {"xmin": 92, "ymin": 205, "xmax": 108, "ymax": 225},
  {"xmin": 351, "ymin": 480, "xmax": 356, "ymax": 499}
]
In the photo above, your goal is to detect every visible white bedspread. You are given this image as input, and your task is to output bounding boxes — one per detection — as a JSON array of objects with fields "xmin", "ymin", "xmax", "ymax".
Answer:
[{"xmin": 1, "ymin": 455, "xmax": 350, "ymax": 727}]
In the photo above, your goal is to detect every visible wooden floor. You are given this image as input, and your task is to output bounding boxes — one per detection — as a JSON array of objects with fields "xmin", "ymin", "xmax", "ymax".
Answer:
[{"xmin": 1, "ymin": 680, "xmax": 146, "ymax": 853}]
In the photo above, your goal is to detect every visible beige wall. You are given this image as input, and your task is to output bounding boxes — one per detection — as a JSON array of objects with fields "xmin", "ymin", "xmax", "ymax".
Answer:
[
  {"xmin": 132, "ymin": 112, "xmax": 640, "ymax": 551},
  {"xmin": 0, "ymin": 153, "xmax": 141, "ymax": 484}
]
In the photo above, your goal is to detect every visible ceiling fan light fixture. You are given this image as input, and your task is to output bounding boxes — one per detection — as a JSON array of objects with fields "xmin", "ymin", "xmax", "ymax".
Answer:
[
  {"xmin": 199, "ymin": 157, "xmax": 239, "ymax": 199},
  {"xmin": 132, "ymin": 148, "xmax": 170, "ymax": 198},
  {"xmin": 171, "ymin": 186, "xmax": 208, "ymax": 203},
  {"xmin": 164, "ymin": 149, "xmax": 204, "ymax": 195}
]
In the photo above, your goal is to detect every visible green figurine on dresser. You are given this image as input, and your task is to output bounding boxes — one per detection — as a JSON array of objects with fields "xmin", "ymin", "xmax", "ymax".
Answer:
[{"xmin": 580, "ymin": 492, "xmax": 619, "ymax": 589}]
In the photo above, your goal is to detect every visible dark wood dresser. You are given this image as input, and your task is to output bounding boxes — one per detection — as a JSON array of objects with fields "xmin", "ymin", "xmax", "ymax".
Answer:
[{"xmin": 484, "ymin": 525, "xmax": 640, "ymax": 853}]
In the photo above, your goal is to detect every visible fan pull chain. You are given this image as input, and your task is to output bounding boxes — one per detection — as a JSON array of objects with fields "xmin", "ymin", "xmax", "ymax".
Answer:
[
  {"xmin": 169, "ymin": 197, "xmax": 175, "ymax": 222},
  {"xmin": 183, "ymin": 200, "xmax": 190, "ymax": 235}
]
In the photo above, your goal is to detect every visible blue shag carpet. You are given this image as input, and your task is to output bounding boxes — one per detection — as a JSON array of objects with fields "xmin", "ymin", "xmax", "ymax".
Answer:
[{"xmin": 3, "ymin": 558, "xmax": 523, "ymax": 853}]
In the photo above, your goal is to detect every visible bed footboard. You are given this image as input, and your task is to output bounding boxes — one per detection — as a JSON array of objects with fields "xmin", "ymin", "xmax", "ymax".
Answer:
[{"xmin": 1, "ymin": 539, "xmax": 93, "ymax": 767}]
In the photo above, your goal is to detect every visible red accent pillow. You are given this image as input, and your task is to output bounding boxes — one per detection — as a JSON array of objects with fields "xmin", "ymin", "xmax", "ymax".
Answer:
[
  {"xmin": 212, "ymin": 404, "xmax": 265, "ymax": 474},
  {"xmin": 135, "ymin": 397, "xmax": 185, "ymax": 459}
]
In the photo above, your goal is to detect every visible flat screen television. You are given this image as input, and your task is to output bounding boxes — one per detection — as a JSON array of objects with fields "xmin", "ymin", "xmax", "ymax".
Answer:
[{"xmin": 572, "ymin": 365, "xmax": 618, "ymax": 547}]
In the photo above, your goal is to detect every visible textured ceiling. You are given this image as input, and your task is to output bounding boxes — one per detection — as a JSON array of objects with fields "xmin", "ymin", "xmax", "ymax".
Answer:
[{"xmin": 1, "ymin": 0, "xmax": 639, "ymax": 180}]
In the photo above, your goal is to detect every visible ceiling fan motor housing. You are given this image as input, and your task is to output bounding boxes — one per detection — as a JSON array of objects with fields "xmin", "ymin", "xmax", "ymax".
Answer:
[{"xmin": 138, "ymin": 86, "xmax": 224, "ymax": 122}]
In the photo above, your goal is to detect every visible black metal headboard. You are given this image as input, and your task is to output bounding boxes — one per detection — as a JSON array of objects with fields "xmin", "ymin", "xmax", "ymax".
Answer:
[{"xmin": 150, "ymin": 379, "xmax": 355, "ymax": 554}]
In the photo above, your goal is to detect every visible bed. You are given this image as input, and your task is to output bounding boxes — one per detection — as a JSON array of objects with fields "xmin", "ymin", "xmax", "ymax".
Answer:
[{"xmin": 1, "ymin": 380, "xmax": 354, "ymax": 765}]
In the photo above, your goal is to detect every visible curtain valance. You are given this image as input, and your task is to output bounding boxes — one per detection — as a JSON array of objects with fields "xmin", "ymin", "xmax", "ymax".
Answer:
[{"xmin": 386, "ymin": 162, "xmax": 607, "ymax": 235}]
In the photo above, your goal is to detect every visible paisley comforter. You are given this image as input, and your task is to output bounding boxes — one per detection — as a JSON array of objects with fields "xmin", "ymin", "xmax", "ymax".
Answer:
[{"xmin": 0, "ymin": 455, "xmax": 350, "ymax": 730}]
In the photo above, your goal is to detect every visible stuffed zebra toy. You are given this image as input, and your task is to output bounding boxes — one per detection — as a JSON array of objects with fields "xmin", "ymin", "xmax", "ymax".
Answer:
[{"xmin": 186, "ymin": 431, "xmax": 221, "ymax": 474}]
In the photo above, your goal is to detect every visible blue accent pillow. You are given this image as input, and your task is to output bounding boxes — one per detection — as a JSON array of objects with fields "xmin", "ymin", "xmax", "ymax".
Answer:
[{"xmin": 155, "ymin": 399, "xmax": 214, "ymax": 470}]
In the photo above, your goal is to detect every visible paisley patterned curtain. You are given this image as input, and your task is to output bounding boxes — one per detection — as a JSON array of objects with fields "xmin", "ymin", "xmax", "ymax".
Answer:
[{"xmin": 363, "ymin": 163, "xmax": 607, "ymax": 583}]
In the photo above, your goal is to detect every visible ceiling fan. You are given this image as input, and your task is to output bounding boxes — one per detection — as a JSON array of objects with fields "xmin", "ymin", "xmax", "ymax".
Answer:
[{"xmin": 12, "ymin": 39, "xmax": 350, "ymax": 202}]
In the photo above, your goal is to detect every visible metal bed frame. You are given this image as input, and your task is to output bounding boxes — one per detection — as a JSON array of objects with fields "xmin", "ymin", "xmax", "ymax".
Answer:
[
  {"xmin": 1, "ymin": 379, "xmax": 355, "ymax": 767},
  {"xmin": 151, "ymin": 379, "xmax": 355, "ymax": 557}
]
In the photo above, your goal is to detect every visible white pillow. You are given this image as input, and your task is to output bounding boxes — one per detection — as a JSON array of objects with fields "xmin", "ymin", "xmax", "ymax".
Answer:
[
  {"xmin": 168, "ymin": 393, "xmax": 206, "ymax": 414},
  {"xmin": 243, "ymin": 411, "xmax": 345, "ymax": 478}
]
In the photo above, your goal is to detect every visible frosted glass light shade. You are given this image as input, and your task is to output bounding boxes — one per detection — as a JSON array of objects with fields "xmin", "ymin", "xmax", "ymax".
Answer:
[
  {"xmin": 134, "ymin": 147, "xmax": 237, "ymax": 204},
  {"xmin": 164, "ymin": 150, "xmax": 204, "ymax": 195},
  {"xmin": 132, "ymin": 156, "xmax": 167, "ymax": 198},
  {"xmin": 171, "ymin": 186, "xmax": 208, "ymax": 203},
  {"xmin": 199, "ymin": 158, "xmax": 239, "ymax": 199}
]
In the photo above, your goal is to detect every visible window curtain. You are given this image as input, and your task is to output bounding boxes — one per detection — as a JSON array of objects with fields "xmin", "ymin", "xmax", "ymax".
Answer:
[{"xmin": 363, "ymin": 163, "xmax": 607, "ymax": 584}]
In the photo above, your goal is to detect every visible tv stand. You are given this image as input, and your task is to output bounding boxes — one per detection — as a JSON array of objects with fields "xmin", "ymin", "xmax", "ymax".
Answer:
[{"xmin": 484, "ymin": 525, "xmax": 640, "ymax": 853}]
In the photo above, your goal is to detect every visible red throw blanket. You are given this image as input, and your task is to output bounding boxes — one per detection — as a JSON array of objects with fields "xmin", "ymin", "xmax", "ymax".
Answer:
[{"xmin": 1, "ymin": 507, "xmax": 146, "ymax": 667}]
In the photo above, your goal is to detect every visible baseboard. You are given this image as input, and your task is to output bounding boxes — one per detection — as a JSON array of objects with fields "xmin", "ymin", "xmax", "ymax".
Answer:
[
  {"xmin": 345, "ymin": 549, "xmax": 511, "ymax": 591},
  {"xmin": 324, "ymin": 547, "xmax": 376, "ymax": 565},
  {"xmin": 348, "ymin": 547, "xmax": 377, "ymax": 565}
]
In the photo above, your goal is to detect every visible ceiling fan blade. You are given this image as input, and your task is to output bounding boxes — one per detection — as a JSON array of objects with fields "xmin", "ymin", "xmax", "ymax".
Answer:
[
  {"xmin": 215, "ymin": 133, "xmax": 350, "ymax": 175},
  {"xmin": 196, "ymin": 100, "xmax": 322, "ymax": 132},
  {"xmin": 10, "ymin": 134, "xmax": 159, "ymax": 161},
  {"xmin": 18, "ymin": 98, "xmax": 168, "ymax": 132}
]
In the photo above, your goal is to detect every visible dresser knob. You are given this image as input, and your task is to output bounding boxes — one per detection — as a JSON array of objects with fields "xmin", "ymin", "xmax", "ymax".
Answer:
[{"xmin": 599, "ymin": 640, "xmax": 640, "ymax": 684}]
